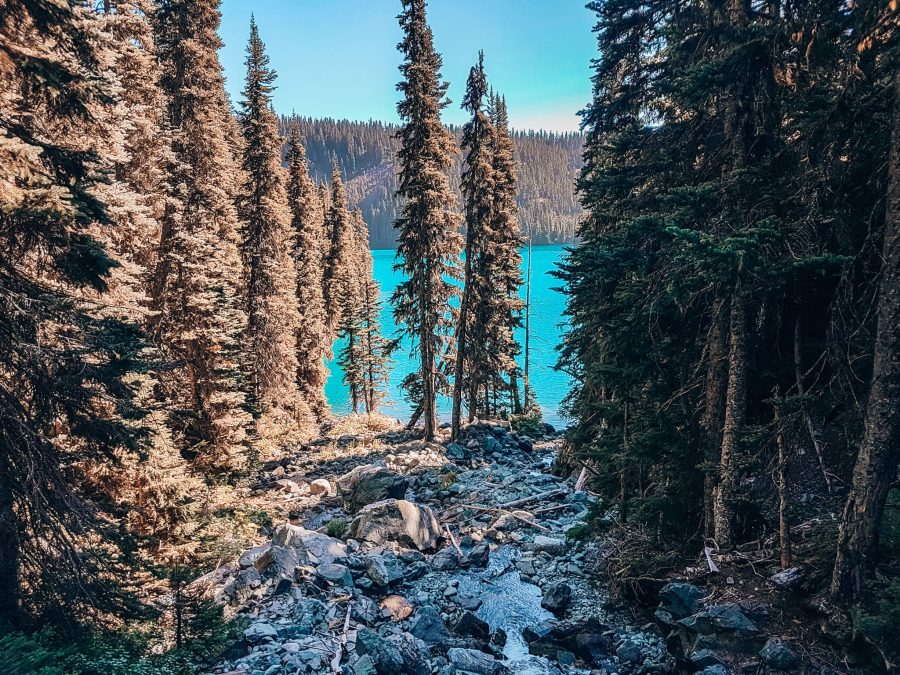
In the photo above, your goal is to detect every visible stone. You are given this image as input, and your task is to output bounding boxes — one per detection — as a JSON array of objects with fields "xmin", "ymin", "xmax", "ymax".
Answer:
[
  {"xmin": 409, "ymin": 606, "xmax": 451, "ymax": 644},
  {"xmin": 533, "ymin": 535, "xmax": 567, "ymax": 555},
  {"xmin": 274, "ymin": 478, "xmax": 302, "ymax": 494},
  {"xmin": 315, "ymin": 563, "xmax": 353, "ymax": 586},
  {"xmin": 768, "ymin": 567, "xmax": 806, "ymax": 591},
  {"xmin": 690, "ymin": 648, "xmax": 725, "ymax": 669},
  {"xmin": 447, "ymin": 647, "xmax": 500, "ymax": 674},
  {"xmin": 380, "ymin": 595, "xmax": 414, "ymax": 621},
  {"xmin": 446, "ymin": 442, "xmax": 468, "ymax": 461},
  {"xmin": 223, "ymin": 567, "xmax": 261, "ymax": 605},
  {"xmin": 355, "ymin": 628, "xmax": 405, "ymax": 674},
  {"xmin": 467, "ymin": 542, "xmax": 490, "ymax": 567},
  {"xmin": 699, "ymin": 666, "xmax": 729, "ymax": 675},
  {"xmin": 430, "ymin": 546, "xmax": 460, "ymax": 571},
  {"xmin": 337, "ymin": 465, "xmax": 409, "ymax": 511},
  {"xmin": 541, "ymin": 581, "xmax": 572, "ymax": 614},
  {"xmin": 679, "ymin": 604, "xmax": 759, "ymax": 636},
  {"xmin": 616, "ymin": 640, "xmax": 643, "ymax": 665},
  {"xmin": 255, "ymin": 545, "xmax": 299, "ymax": 580},
  {"xmin": 455, "ymin": 611, "xmax": 490, "ymax": 642},
  {"xmin": 348, "ymin": 499, "xmax": 441, "ymax": 551},
  {"xmin": 365, "ymin": 552, "xmax": 403, "ymax": 586},
  {"xmin": 385, "ymin": 632, "xmax": 432, "ymax": 675},
  {"xmin": 243, "ymin": 622, "xmax": 277, "ymax": 644},
  {"xmin": 309, "ymin": 478, "xmax": 333, "ymax": 496},
  {"xmin": 760, "ymin": 638, "xmax": 801, "ymax": 670},
  {"xmin": 351, "ymin": 654, "xmax": 377, "ymax": 675},
  {"xmin": 659, "ymin": 582, "xmax": 706, "ymax": 619},
  {"xmin": 238, "ymin": 544, "xmax": 270, "ymax": 569}
]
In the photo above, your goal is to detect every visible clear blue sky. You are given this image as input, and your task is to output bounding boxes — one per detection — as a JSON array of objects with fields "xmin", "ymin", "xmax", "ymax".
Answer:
[{"xmin": 218, "ymin": 0, "xmax": 597, "ymax": 133}]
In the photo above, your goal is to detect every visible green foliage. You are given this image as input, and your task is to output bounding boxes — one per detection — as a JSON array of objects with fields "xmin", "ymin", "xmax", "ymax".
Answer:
[
  {"xmin": 326, "ymin": 517, "xmax": 349, "ymax": 539},
  {"xmin": 511, "ymin": 409, "xmax": 545, "ymax": 439},
  {"xmin": 852, "ymin": 580, "xmax": 900, "ymax": 662}
]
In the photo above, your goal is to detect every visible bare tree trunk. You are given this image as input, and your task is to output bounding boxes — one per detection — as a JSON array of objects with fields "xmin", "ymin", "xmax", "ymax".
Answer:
[
  {"xmin": 0, "ymin": 474, "xmax": 20, "ymax": 630},
  {"xmin": 713, "ymin": 286, "xmax": 748, "ymax": 547},
  {"xmin": 793, "ymin": 317, "xmax": 832, "ymax": 492},
  {"xmin": 703, "ymin": 301, "xmax": 729, "ymax": 538},
  {"xmin": 451, "ymin": 241, "xmax": 475, "ymax": 440},
  {"xmin": 831, "ymin": 72, "xmax": 900, "ymax": 603},
  {"xmin": 523, "ymin": 236, "xmax": 533, "ymax": 405},
  {"xmin": 773, "ymin": 389, "xmax": 793, "ymax": 568}
]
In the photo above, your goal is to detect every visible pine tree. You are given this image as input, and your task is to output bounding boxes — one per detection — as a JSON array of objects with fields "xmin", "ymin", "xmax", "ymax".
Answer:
[
  {"xmin": 487, "ymin": 94, "xmax": 524, "ymax": 414},
  {"xmin": 238, "ymin": 18, "xmax": 315, "ymax": 447},
  {"xmin": 452, "ymin": 53, "xmax": 496, "ymax": 439},
  {"xmin": 323, "ymin": 162, "xmax": 357, "ymax": 341},
  {"xmin": 152, "ymin": 0, "xmax": 252, "ymax": 471},
  {"xmin": 0, "ymin": 0, "xmax": 147, "ymax": 626},
  {"xmin": 392, "ymin": 0, "xmax": 462, "ymax": 440},
  {"xmin": 286, "ymin": 123, "xmax": 331, "ymax": 421}
]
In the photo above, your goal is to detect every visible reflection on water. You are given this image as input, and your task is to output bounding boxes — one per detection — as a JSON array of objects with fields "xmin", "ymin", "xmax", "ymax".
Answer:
[{"xmin": 326, "ymin": 245, "xmax": 572, "ymax": 430}]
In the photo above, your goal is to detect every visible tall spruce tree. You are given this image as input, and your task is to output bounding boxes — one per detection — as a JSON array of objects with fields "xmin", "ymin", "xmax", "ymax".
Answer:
[
  {"xmin": 0, "ymin": 0, "xmax": 147, "ymax": 626},
  {"xmin": 487, "ymin": 94, "xmax": 525, "ymax": 414},
  {"xmin": 452, "ymin": 53, "xmax": 496, "ymax": 439},
  {"xmin": 392, "ymin": 0, "xmax": 462, "ymax": 440},
  {"xmin": 152, "ymin": 0, "xmax": 251, "ymax": 471},
  {"xmin": 238, "ymin": 18, "xmax": 315, "ymax": 447},
  {"xmin": 323, "ymin": 161, "xmax": 356, "ymax": 342},
  {"xmin": 286, "ymin": 123, "xmax": 331, "ymax": 421}
]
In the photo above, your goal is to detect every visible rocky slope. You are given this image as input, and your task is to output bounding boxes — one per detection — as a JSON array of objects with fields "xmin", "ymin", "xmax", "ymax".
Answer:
[{"xmin": 197, "ymin": 422, "xmax": 820, "ymax": 675}]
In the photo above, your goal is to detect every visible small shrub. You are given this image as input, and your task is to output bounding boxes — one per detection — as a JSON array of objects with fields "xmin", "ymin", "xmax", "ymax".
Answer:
[{"xmin": 326, "ymin": 517, "xmax": 349, "ymax": 539}]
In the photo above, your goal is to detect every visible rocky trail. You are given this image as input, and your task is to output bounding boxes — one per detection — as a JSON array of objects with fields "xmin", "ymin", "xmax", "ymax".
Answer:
[{"xmin": 199, "ymin": 423, "xmax": 803, "ymax": 675}]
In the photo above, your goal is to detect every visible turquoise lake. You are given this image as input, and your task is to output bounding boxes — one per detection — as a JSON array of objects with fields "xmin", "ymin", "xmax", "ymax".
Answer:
[{"xmin": 325, "ymin": 245, "xmax": 572, "ymax": 430}]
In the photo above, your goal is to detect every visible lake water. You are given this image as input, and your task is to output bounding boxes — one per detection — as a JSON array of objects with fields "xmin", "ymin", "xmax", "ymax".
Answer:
[{"xmin": 325, "ymin": 245, "xmax": 572, "ymax": 430}]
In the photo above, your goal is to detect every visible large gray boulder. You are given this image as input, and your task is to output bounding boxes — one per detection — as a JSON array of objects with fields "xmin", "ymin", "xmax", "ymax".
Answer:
[
  {"xmin": 223, "ymin": 567, "xmax": 261, "ymax": 605},
  {"xmin": 337, "ymin": 465, "xmax": 409, "ymax": 511},
  {"xmin": 447, "ymin": 647, "xmax": 503, "ymax": 674},
  {"xmin": 408, "ymin": 606, "xmax": 451, "ymax": 645},
  {"xmin": 659, "ymin": 582, "xmax": 706, "ymax": 619},
  {"xmin": 348, "ymin": 499, "xmax": 441, "ymax": 551},
  {"xmin": 271, "ymin": 523, "xmax": 347, "ymax": 565},
  {"xmin": 254, "ymin": 545, "xmax": 299, "ymax": 580}
]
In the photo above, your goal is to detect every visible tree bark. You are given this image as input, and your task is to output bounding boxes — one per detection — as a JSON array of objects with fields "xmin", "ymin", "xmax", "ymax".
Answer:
[
  {"xmin": 773, "ymin": 389, "xmax": 793, "ymax": 569},
  {"xmin": 702, "ymin": 300, "xmax": 729, "ymax": 538},
  {"xmin": 451, "ymin": 243, "xmax": 475, "ymax": 440},
  {"xmin": 0, "ymin": 472, "xmax": 20, "ymax": 630},
  {"xmin": 713, "ymin": 286, "xmax": 748, "ymax": 547},
  {"xmin": 831, "ymin": 72, "xmax": 900, "ymax": 603}
]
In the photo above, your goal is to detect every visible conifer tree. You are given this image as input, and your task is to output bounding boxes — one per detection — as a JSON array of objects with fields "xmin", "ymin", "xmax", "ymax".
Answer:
[
  {"xmin": 487, "ymin": 93, "xmax": 524, "ymax": 413},
  {"xmin": 286, "ymin": 123, "xmax": 331, "ymax": 421},
  {"xmin": 238, "ymin": 18, "xmax": 315, "ymax": 446},
  {"xmin": 0, "ymin": 0, "xmax": 147, "ymax": 625},
  {"xmin": 152, "ymin": 0, "xmax": 252, "ymax": 471},
  {"xmin": 323, "ymin": 162, "xmax": 357, "ymax": 341},
  {"xmin": 392, "ymin": 0, "xmax": 462, "ymax": 440},
  {"xmin": 452, "ymin": 53, "xmax": 496, "ymax": 439}
]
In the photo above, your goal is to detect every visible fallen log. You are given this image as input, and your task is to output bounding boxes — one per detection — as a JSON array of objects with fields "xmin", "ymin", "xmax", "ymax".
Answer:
[
  {"xmin": 497, "ymin": 488, "xmax": 566, "ymax": 510},
  {"xmin": 458, "ymin": 503, "xmax": 553, "ymax": 533}
]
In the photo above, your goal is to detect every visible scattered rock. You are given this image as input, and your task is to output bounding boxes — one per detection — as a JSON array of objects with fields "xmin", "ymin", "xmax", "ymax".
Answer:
[
  {"xmin": 533, "ymin": 535, "xmax": 567, "ymax": 555},
  {"xmin": 380, "ymin": 595, "xmax": 414, "ymax": 621},
  {"xmin": 315, "ymin": 562, "xmax": 353, "ymax": 586},
  {"xmin": 271, "ymin": 523, "xmax": 347, "ymax": 565},
  {"xmin": 238, "ymin": 544, "xmax": 269, "ymax": 569},
  {"xmin": 454, "ymin": 611, "xmax": 490, "ymax": 642},
  {"xmin": 769, "ymin": 566, "xmax": 806, "ymax": 591},
  {"xmin": 430, "ymin": 546, "xmax": 461, "ymax": 571},
  {"xmin": 337, "ymin": 465, "xmax": 409, "ymax": 511},
  {"xmin": 760, "ymin": 638, "xmax": 801, "ymax": 670},
  {"xmin": 355, "ymin": 628, "xmax": 405, "ymax": 673},
  {"xmin": 659, "ymin": 582, "xmax": 706, "ymax": 619},
  {"xmin": 243, "ymin": 621, "xmax": 277, "ymax": 644},
  {"xmin": 541, "ymin": 581, "xmax": 572, "ymax": 614},
  {"xmin": 408, "ymin": 605, "xmax": 451, "ymax": 644},
  {"xmin": 309, "ymin": 478, "xmax": 333, "ymax": 496},
  {"xmin": 679, "ymin": 604, "xmax": 759, "ymax": 637},
  {"xmin": 348, "ymin": 499, "xmax": 441, "ymax": 551},
  {"xmin": 466, "ymin": 542, "xmax": 490, "ymax": 567},
  {"xmin": 254, "ymin": 545, "xmax": 299, "ymax": 580},
  {"xmin": 616, "ymin": 639, "xmax": 643, "ymax": 665},
  {"xmin": 447, "ymin": 647, "xmax": 502, "ymax": 674},
  {"xmin": 223, "ymin": 567, "xmax": 261, "ymax": 605}
]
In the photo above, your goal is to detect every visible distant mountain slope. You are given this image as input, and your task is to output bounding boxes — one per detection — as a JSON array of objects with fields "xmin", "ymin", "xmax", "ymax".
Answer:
[{"xmin": 279, "ymin": 116, "xmax": 583, "ymax": 249}]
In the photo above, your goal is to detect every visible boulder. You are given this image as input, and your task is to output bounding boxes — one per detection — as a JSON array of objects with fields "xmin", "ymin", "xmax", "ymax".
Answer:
[
  {"xmin": 254, "ymin": 545, "xmax": 299, "ymax": 580},
  {"xmin": 679, "ymin": 604, "xmax": 759, "ymax": 637},
  {"xmin": 659, "ymin": 582, "xmax": 706, "ymax": 619},
  {"xmin": 309, "ymin": 478, "xmax": 333, "ymax": 496},
  {"xmin": 430, "ymin": 546, "xmax": 461, "ymax": 571},
  {"xmin": 243, "ymin": 621, "xmax": 277, "ymax": 644},
  {"xmin": 409, "ymin": 605, "xmax": 451, "ymax": 645},
  {"xmin": 315, "ymin": 563, "xmax": 353, "ymax": 586},
  {"xmin": 446, "ymin": 442, "xmax": 468, "ymax": 461},
  {"xmin": 533, "ymin": 535, "xmax": 567, "ymax": 555},
  {"xmin": 355, "ymin": 628, "xmax": 405, "ymax": 674},
  {"xmin": 380, "ymin": 595, "xmax": 414, "ymax": 621},
  {"xmin": 337, "ymin": 465, "xmax": 409, "ymax": 511},
  {"xmin": 447, "ymin": 647, "xmax": 502, "ymax": 674},
  {"xmin": 760, "ymin": 638, "xmax": 801, "ymax": 670},
  {"xmin": 541, "ymin": 581, "xmax": 572, "ymax": 614},
  {"xmin": 454, "ymin": 611, "xmax": 490, "ymax": 642},
  {"xmin": 272, "ymin": 523, "xmax": 347, "ymax": 565},
  {"xmin": 769, "ymin": 566, "xmax": 806, "ymax": 591},
  {"xmin": 466, "ymin": 542, "xmax": 490, "ymax": 567},
  {"xmin": 616, "ymin": 639, "xmax": 643, "ymax": 665},
  {"xmin": 238, "ymin": 544, "xmax": 269, "ymax": 569},
  {"xmin": 348, "ymin": 499, "xmax": 441, "ymax": 551},
  {"xmin": 365, "ymin": 552, "xmax": 404, "ymax": 587},
  {"xmin": 385, "ymin": 632, "xmax": 432, "ymax": 675},
  {"xmin": 223, "ymin": 567, "xmax": 261, "ymax": 605}
]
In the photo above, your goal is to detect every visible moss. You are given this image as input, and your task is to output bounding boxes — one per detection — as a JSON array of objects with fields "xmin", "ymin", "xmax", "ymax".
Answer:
[{"xmin": 325, "ymin": 517, "xmax": 349, "ymax": 539}]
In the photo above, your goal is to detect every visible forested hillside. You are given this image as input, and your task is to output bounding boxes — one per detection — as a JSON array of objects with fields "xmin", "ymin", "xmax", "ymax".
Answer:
[{"xmin": 278, "ymin": 116, "xmax": 583, "ymax": 248}]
